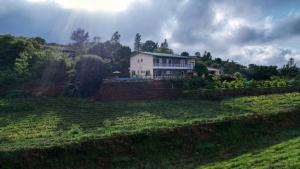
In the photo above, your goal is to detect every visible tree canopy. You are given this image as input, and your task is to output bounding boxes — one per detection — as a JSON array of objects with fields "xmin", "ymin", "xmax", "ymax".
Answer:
[
  {"xmin": 134, "ymin": 33, "xmax": 142, "ymax": 51},
  {"xmin": 181, "ymin": 51, "xmax": 189, "ymax": 56},
  {"xmin": 142, "ymin": 40, "xmax": 157, "ymax": 52}
]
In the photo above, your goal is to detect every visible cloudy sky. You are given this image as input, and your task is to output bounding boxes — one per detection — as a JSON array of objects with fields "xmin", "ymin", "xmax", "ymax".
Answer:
[{"xmin": 1, "ymin": 0, "xmax": 300, "ymax": 66}]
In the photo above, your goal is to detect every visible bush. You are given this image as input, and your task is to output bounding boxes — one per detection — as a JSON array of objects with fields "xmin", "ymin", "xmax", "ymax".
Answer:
[
  {"xmin": 69, "ymin": 55, "xmax": 107, "ymax": 97},
  {"xmin": 183, "ymin": 77, "xmax": 209, "ymax": 89},
  {"xmin": 5, "ymin": 90, "xmax": 32, "ymax": 98},
  {"xmin": 0, "ymin": 70, "xmax": 18, "ymax": 86}
]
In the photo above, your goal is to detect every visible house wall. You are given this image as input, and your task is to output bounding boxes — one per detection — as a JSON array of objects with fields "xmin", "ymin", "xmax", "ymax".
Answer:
[{"xmin": 130, "ymin": 53, "xmax": 153, "ymax": 78}]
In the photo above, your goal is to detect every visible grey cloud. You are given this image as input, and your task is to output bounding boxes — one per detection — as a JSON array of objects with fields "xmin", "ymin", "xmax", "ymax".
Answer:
[{"xmin": 0, "ymin": 0, "xmax": 300, "ymax": 66}]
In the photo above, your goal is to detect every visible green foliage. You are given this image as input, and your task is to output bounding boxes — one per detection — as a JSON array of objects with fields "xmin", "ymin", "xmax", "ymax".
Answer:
[
  {"xmin": 280, "ymin": 57, "xmax": 299, "ymax": 78},
  {"xmin": 71, "ymin": 55, "xmax": 106, "ymax": 97},
  {"xmin": 0, "ymin": 70, "xmax": 18, "ymax": 85},
  {"xmin": 5, "ymin": 90, "xmax": 31, "ymax": 98},
  {"xmin": 134, "ymin": 33, "xmax": 142, "ymax": 51},
  {"xmin": 194, "ymin": 62, "xmax": 208, "ymax": 77},
  {"xmin": 247, "ymin": 64, "xmax": 278, "ymax": 80},
  {"xmin": 111, "ymin": 31, "xmax": 121, "ymax": 44},
  {"xmin": 180, "ymin": 51, "xmax": 189, "ymax": 56},
  {"xmin": 141, "ymin": 40, "xmax": 158, "ymax": 52},
  {"xmin": 70, "ymin": 28, "xmax": 89, "ymax": 48},
  {"xmin": 183, "ymin": 77, "xmax": 210, "ymax": 89},
  {"xmin": 30, "ymin": 49, "xmax": 71, "ymax": 83},
  {"xmin": 14, "ymin": 51, "xmax": 30, "ymax": 76}
]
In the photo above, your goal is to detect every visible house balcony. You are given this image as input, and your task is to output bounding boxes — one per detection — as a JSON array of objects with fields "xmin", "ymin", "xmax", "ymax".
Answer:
[{"xmin": 153, "ymin": 63, "xmax": 194, "ymax": 69}]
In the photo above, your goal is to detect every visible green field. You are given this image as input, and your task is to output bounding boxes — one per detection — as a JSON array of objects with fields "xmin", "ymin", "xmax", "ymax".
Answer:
[
  {"xmin": 0, "ymin": 93, "xmax": 300, "ymax": 169},
  {"xmin": 199, "ymin": 136, "xmax": 300, "ymax": 169},
  {"xmin": 0, "ymin": 93, "xmax": 299, "ymax": 151}
]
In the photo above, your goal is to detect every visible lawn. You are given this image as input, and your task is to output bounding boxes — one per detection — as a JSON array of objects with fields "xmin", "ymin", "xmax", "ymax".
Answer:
[{"xmin": 1, "ymin": 92, "xmax": 300, "ymax": 152}]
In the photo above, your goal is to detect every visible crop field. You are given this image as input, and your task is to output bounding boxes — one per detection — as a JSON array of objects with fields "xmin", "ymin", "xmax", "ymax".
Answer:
[
  {"xmin": 199, "ymin": 136, "xmax": 300, "ymax": 169},
  {"xmin": 1, "ymin": 92, "xmax": 300, "ymax": 152}
]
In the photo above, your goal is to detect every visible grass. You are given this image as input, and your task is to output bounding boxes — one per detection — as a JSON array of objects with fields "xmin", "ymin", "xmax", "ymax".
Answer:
[
  {"xmin": 198, "ymin": 135, "xmax": 300, "ymax": 169},
  {"xmin": 0, "ymin": 93, "xmax": 300, "ymax": 168},
  {"xmin": 1, "ymin": 92, "xmax": 300, "ymax": 152}
]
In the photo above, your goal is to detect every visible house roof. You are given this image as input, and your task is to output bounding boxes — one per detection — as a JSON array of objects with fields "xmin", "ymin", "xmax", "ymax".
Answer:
[{"xmin": 138, "ymin": 52, "xmax": 196, "ymax": 59}]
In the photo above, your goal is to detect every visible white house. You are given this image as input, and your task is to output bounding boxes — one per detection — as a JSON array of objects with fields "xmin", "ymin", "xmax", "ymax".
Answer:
[{"xmin": 129, "ymin": 52, "xmax": 219, "ymax": 79}]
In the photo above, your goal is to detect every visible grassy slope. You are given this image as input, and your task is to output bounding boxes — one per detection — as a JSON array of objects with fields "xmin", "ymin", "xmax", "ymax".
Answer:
[
  {"xmin": 198, "ymin": 136, "xmax": 300, "ymax": 169},
  {"xmin": 1, "ymin": 93, "xmax": 300, "ymax": 152}
]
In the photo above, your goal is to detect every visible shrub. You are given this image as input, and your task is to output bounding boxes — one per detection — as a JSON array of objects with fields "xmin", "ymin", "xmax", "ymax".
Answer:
[
  {"xmin": 69, "ymin": 55, "xmax": 107, "ymax": 97},
  {"xmin": 183, "ymin": 77, "xmax": 209, "ymax": 89},
  {"xmin": 0, "ymin": 70, "xmax": 18, "ymax": 86},
  {"xmin": 5, "ymin": 90, "xmax": 32, "ymax": 98}
]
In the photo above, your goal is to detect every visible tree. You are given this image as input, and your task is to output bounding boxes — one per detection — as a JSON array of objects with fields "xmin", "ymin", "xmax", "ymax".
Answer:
[
  {"xmin": 154, "ymin": 39, "xmax": 173, "ymax": 54},
  {"xmin": 202, "ymin": 51, "xmax": 212, "ymax": 61},
  {"xmin": 93, "ymin": 36, "xmax": 101, "ymax": 43},
  {"xmin": 111, "ymin": 31, "xmax": 121, "ymax": 44},
  {"xmin": 70, "ymin": 28, "xmax": 89, "ymax": 47},
  {"xmin": 181, "ymin": 51, "xmax": 189, "ymax": 56},
  {"xmin": 215, "ymin": 58, "xmax": 222, "ymax": 64},
  {"xmin": 161, "ymin": 39, "xmax": 168, "ymax": 48},
  {"xmin": 134, "ymin": 33, "xmax": 142, "ymax": 51},
  {"xmin": 73, "ymin": 55, "xmax": 107, "ymax": 97},
  {"xmin": 195, "ymin": 52, "xmax": 201, "ymax": 57},
  {"xmin": 247, "ymin": 64, "xmax": 278, "ymax": 80},
  {"xmin": 113, "ymin": 46, "xmax": 131, "ymax": 77},
  {"xmin": 280, "ymin": 58, "xmax": 299, "ymax": 78},
  {"xmin": 33, "ymin": 37, "xmax": 46, "ymax": 45},
  {"xmin": 194, "ymin": 62, "xmax": 208, "ymax": 77},
  {"xmin": 142, "ymin": 40, "xmax": 158, "ymax": 52}
]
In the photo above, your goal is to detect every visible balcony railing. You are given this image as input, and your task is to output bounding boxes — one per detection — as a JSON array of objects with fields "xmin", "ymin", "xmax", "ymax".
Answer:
[{"xmin": 153, "ymin": 63, "xmax": 193, "ymax": 69}]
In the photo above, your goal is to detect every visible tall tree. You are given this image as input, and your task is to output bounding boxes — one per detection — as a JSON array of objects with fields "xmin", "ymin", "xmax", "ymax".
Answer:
[
  {"xmin": 70, "ymin": 28, "xmax": 89, "ymax": 48},
  {"xmin": 142, "ymin": 40, "xmax": 157, "ymax": 52},
  {"xmin": 93, "ymin": 36, "xmax": 101, "ymax": 44},
  {"xmin": 134, "ymin": 33, "xmax": 142, "ymax": 51},
  {"xmin": 160, "ymin": 39, "xmax": 169, "ymax": 48},
  {"xmin": 202, "ymin": 51, "xmax": 212, "ymax": 61},
  {"xmin": 280, "ymin": 57, "xmax": 299, "ymax": 78},
  {"xmin": 111, "ymin": 31, "xmax": 121, "ymax": 44}
]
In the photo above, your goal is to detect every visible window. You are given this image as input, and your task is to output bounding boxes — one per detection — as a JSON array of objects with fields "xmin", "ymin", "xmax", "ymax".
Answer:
[
  {"xmin": 132, "ymin": 71, "xmax": 136, "ymax": 76},
  {"xmin": 137, "ymin": 59, "xmax": 139, "ymax": 63},
  {"xmin": 141, "ymin": 58, "xmax": 143, "ymax": 62}
]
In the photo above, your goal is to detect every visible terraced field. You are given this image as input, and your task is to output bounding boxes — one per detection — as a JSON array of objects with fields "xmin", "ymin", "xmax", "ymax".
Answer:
[
  {"xmin": 1, "ymin": 92, "xmax": 300, "ymax": 152},
  {"xmin": 199, "ymin": 135, "xmax": 300, "ymax": 169}
]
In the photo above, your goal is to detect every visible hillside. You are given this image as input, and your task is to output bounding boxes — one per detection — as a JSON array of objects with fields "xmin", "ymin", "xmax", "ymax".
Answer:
[{"xmin": 0, "ymin": 93, "xmax": 300, "ymax": 168}]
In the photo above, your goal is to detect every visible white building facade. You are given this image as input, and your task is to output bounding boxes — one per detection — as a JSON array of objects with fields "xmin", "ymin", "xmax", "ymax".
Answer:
[{"xmin": 130, "ymin": 52, "xmax": 196, "ymax": 79}]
